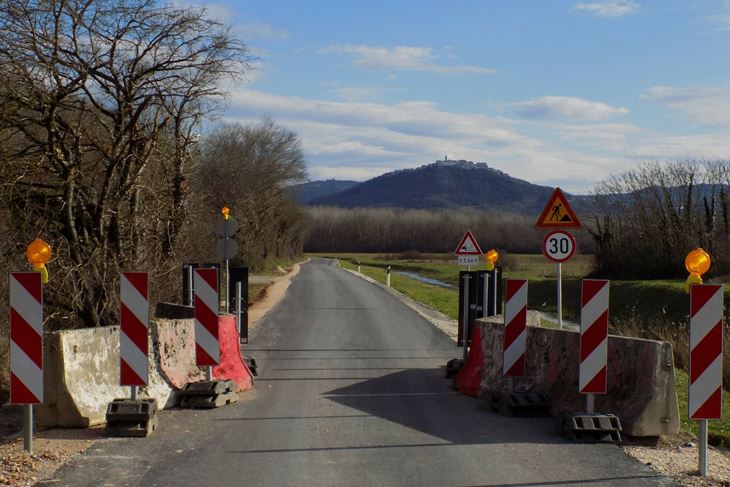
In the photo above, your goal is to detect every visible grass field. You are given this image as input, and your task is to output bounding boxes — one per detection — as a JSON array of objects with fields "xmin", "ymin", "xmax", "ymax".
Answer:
[{"xmin": 309, "ymin": 251, "xmax": 730, "ymax": 445}]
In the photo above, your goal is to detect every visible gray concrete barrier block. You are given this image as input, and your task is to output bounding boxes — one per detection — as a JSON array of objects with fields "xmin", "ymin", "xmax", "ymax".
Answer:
[
  {"xmin": 38, "ymin": 324, "xmax": 176, "ymax": 428},
  {"xmin": 475, "ymin": 319, "xmax": 680, "ymax": 437}
]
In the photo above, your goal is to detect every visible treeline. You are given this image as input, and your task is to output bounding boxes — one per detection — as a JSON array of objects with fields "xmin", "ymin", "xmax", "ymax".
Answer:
[
  {"xmin": 590, "ymin": 160, "xmax": 730, "ymax": 278},
  {"xmin": 186, "ymin": 121, "xmax": 307, "ymax": 270},
  {"xmin": 0, "ymin": 0, "xmax": 305, "ymax": 337},
  {"xmin": 305, "ymin": 206, "xmax": 595, "ymax": 254}
]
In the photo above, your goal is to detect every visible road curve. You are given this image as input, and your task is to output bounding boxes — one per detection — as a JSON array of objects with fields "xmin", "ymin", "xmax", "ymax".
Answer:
[{"xmin": 40, "ymin": 258, "xmax": 674, "ymax": 487}]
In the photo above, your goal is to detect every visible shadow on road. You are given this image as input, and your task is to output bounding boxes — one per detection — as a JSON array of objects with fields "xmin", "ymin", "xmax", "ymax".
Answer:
[{"xmin": 322, "ymin": 367, "xmax": 566, "ymax": 446}]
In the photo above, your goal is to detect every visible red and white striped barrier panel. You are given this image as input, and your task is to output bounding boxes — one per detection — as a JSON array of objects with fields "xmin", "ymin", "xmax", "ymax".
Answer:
[
  {"xmin": 503, "ymin": 279, "xmax": 528, "ymax": 376},
  {"xmin": 580, "ymin": 279, "xmax": 609, "ymax": 394},
  {"xmin": 689, "ymin": 284, "xmax": 724, "ymax": 419},
  {"xmin": 120, "ymin": 272, "xmax": 149, "ymax": 386},
  {"xmin": 10, "ymin": 272, "xmax": 43, "ymax": 404},
  {"xmin": 194, "ymin": 268, "xmax": 220, "ymax": 366}
]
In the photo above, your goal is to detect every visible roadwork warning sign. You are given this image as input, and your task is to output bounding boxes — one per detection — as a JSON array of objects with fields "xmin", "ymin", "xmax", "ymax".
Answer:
[{"xmin": 535, "ymin": 187, "xmax": 582, "ymax": 229}]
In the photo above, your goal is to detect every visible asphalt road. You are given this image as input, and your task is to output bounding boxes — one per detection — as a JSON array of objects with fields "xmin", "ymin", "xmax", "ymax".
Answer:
[{"xmin": 40, "ymin": 258, "xmax": 674, "ymax": 487}]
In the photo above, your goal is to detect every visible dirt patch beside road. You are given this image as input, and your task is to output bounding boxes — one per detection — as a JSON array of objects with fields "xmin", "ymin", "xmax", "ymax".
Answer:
[
  {"xmin": 624, "ymin": 433, "xmax": 730, "ymax": 486},
  {"xmin": 0, "ymin": 426, "xmax": 103, "ymax": 486}
]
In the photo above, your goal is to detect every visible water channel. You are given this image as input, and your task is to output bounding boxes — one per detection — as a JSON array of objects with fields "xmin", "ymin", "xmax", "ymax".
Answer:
[{"xmin": 395, "ymin": 271, "xmax": 455, "ymax": 288}]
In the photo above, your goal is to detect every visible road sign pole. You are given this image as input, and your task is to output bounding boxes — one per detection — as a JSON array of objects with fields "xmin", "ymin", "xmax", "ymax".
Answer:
[
  {"xmin": 131, "ymin": 385, "xmax": 138, "ymax": 401},
  {"xmin": 699, "ymin": 419, "xmax": 708, "ymax": 477},
  {"xmin": 187, "ymin": 266, "xmax": 194, "ymax": 306},
  {"xmin": 586, "ymin": 393, "xmax": 594, "ymax": 414},
  {"xmin": 492, "ymin": 268, "xmax": 498, "ymax": 316},
  {"xmin": 557, "ymin": 263, "xmax": 563, "ymax": 329},
  {"xmin": 689, "ymin": 284, "xmax": 723, "ymax": 478},
  {"xmin": 24, "ymin": 405, "xmax": 32, "ymax": 453},
  {"xmin": 462, "ymin": 273, "xmax": 471, "ymax": 362},
  {"xmin": 482, "ymin": 272, "xmax": 489, "ymax": 317},
  {"xmin": 225, "ymin": 255, "xmax": 230, "ymax": 314}
]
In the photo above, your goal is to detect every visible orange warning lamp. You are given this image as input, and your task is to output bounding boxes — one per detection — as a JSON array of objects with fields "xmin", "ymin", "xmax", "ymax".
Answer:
[
  {"xmin": 221, "ymin": 206, "xmax": 230, "ymax": 220},
  {"xmin": 485, "ymin": 249, "xmax": 499, "ymax": 271},
  {"xmin": 26, "ymin": 239, "xmax": 51, "ymax": 284},
  {"xmin": 684, "ymin": 248, "xmax": 711, "ymax": 292}
]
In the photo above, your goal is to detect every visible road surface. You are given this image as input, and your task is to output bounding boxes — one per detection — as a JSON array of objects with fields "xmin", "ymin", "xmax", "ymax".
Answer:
[{"xmin": 41, "ymin": 258, "xmax": 673, "ymax": 486}]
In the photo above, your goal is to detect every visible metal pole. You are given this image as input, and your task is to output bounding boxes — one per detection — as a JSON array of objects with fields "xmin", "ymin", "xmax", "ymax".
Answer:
[
  {"xmin": 224, "ymin": 257, "xmax": 230, "ymax": 314},
  {"xmin": 187, "ymin": 266, "xmax": 194, "ymax": 306},
  {"xmin": 23, "ymin": 405, "xmax": 32, "ymax": 453},
  {"xmin": 586, "ymin": 393, "xmax": 594, "ymax": 414},
  {"xmin": 492, "ymin": 268, "xmax": 498, "ymax": 316},
  {"xmin": 131, "ymin": 385, "xmax": 138, "ymax": 401},
  {"xmin": 236, "ymin": 281, "xmax": 242, "ymax": 336},
  {"xmin": 483, "ymin": 272, "xmax": 489, "ymax": 317},
  {"xmin": 206, "ymin": 366, "xmax": 213, "ymax": 382},
  {"xmin": 557, "ymin": 263, "xmax": 563, "ymax": 329},
  {"xmin": 508, "ymin": 377, "xmax": 514, "ymax": 393},
  {"xmin": 699, "ymin": 419, "xmax": 708, "ymax": 477},
  {"xmin": 462, "ymin": 274, "xmax": 470, "ymax": 362}
]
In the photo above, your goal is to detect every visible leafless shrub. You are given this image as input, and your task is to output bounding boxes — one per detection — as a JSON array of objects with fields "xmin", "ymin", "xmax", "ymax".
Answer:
[{"xmin": 590, "ymin": 160, "xmax": 730, "ymax": 278}]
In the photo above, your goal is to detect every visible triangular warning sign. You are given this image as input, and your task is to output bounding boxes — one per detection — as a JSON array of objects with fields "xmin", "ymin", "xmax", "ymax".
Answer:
[
  {"xmin": 454, "ymin": 230, "xmax": 483, "ymax": 255},
  {"xmin": 535, "ymin": 187, "xmax": 582, "ymax": 229}
]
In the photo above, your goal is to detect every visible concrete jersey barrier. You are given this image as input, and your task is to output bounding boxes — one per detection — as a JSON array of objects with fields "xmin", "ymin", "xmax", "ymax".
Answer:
[
  {"xmin": 38, "ymin": 315, "xmax": 253, "ymax": 428},
  {"xmin": 475, "ymin": 317, "xmax": 680, "ymax": 437},
  {"xmin": 38, "ymin": 325, "xmax": 175, "ymax": 428}
]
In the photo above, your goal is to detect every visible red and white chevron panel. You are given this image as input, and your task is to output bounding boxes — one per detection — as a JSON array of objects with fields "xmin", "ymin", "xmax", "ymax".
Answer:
[
  {"xmin": 10, "ymin": 272, "xmax": 43, "ymax": 404},
  {"xmin": 503, "ymin": 279, "xmax": 528, "ymax": 377},
  {"xmin": 194, "ymin": 268, "xmax": 220, "ymax": 366},
  {"xmin": 689, "ymin": 284, "xmax": 724, "ymax": 420},
  {"xmin": 120, "ymin": 272, "xmax": 149, "ymax": 386},
  {"xmin": 580, "ymin": 279, "xmax": 609, "ymax": 394}
]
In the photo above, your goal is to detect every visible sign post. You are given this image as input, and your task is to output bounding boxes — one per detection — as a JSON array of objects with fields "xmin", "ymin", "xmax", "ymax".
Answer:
[
  {"xmin": 120, "ymin": 272, "xmax": 149, "ymax": 401},
  {"xmin": 542, "ymin": 230, "xmax": 576, "ymax": 329},
  {"xmin": 10, "ymin": 272, "xmax": 43, "ymax": 453},
  {"xmin": 216, "ymin": 207, "xmax": 238, "ymax": 313},
  {"xmin": 580, "ymin": 280, "xmax": 609, "ymax": 414},
  {"xmin": 689, "ymin": 284, "xmax": 723, "ymax": 478},
  {"xmin": 455, "ymin": 230, "xmax": 483, "ymax": 359},
  {"xmin": 503, "ymin": 280, "xmax": 528, "ymax": 392},
  {"xmin": 194, "ymin": 268, "xmax": 220, "ymax": 381},
  {"xmin": 536, "ymin": 189, "xmax": 582, "ymax": 329}
]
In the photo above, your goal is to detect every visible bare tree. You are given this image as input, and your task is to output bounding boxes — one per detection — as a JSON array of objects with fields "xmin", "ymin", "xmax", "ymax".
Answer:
[
  {"xmin": 590, "ymin": 160, "xmax": 730, "ymax": 278},
  {"xmin": 187, "ymin": 120, "xmax": 307, "ymax": 268},
  {"xmin": 0, "ymin": 0, "xmax": 252, "ymax": 327}
]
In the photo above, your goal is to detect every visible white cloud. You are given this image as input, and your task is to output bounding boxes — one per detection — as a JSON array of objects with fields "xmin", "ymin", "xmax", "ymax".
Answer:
[
  {"xmin": 171, "ymin": 1, "xmax": 235, "ymax": 22},
  {"xmin": 573, "ymin": 1, "xmax": 640, "ymax": 18},
  {"xmin": 641, "ymin": 85, "xmax": 730, "ymax": 127},
  {"xmin": 221, "ymin": 87, "xmax": 730, "ymax": 192},
  {"xmin": 240, "ymin": 21, "xmax": 290, "ymax": 41},
  {"xmin": 321, "ymin": 45, "xmax": 496, "ymax": 74},
  {"xmin": 506, "ymin": 96, "xmax": 629, "ymax": 121},
  {"xmin": 328, "ymin": 85, "xmax": 405, "ymax": 102}
]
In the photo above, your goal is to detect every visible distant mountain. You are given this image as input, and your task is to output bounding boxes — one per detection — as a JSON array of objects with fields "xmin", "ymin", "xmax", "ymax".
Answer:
[
  {"xmin": 309, "ymin": 160, "xmax": 593, "ymax": 214},
  {"xmin": 291, "ymin": 179, "xmax": 360, "ymax": 204}
]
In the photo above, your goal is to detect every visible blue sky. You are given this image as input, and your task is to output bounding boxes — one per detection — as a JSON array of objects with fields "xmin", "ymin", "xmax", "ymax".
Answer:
[{"xmin": 190, "ymin": 0, "xmax": 730, "ymax": 193}]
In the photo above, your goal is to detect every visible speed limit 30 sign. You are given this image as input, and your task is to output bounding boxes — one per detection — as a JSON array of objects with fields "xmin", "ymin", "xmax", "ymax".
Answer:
[{"xmin": 542, "ymin": 230, "xmax": 576, "ymax": 263}]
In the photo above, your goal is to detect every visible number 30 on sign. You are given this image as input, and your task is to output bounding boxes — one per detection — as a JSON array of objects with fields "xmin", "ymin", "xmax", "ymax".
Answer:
[{"xmin": 542, "ymin": 230, "xmax": 576, "ymax": 263}]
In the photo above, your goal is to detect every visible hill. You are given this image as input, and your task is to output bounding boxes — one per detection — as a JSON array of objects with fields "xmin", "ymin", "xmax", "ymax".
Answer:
[
  {"xmin": 291, "ymin": 179, "xmax": 360, "ymax": 204},
  {"xmin": 309, "ymin": 160, "xmax": 589, "ymax": 214}
]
